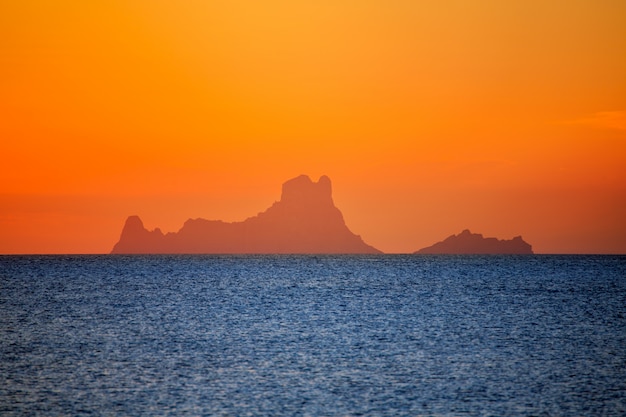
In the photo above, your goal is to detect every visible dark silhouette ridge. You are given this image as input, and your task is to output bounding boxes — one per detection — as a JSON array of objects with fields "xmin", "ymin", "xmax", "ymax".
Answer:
[
  {"xmin": 415, "ymin": 229, "xmax": 533, "ymax": 254},
  {"xmin": 111, "ymin": 175, "xmax": 382, "ymax": 254}
]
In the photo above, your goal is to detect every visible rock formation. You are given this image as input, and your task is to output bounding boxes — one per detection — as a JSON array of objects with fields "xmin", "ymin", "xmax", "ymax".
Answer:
[
  {"xmin": 415, "ymin": 229, "xmax": 533, "ymax": 254},
  {"xmin": 111, "ymin": 175, "xmax": 382, "ymax": 254}
]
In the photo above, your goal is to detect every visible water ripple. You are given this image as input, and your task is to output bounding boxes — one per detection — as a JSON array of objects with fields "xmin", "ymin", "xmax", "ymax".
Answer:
[{"xmin": 1, "ymin": 255, "xmax": 625, "ymax": 415}]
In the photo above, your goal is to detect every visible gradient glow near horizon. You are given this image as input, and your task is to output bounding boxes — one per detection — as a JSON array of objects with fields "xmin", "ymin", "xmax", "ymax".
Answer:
[{"xmin": 1, "ymin": 1, "xmax": 625, "ymax": 254}]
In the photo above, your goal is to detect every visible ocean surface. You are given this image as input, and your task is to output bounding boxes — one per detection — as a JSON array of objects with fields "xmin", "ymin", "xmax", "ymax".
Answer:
[{"xmin": 1, "ymin": 255, "xmax": 625, "ymax": 416}]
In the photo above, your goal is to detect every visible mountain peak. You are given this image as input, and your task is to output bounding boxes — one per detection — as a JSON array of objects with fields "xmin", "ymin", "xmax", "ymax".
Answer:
[
  {"xmin": 112, "ymin": 215, "xmax": 164, "ymax": 254},
  {"xmin": 416, "ymin": 230, "xmax": 533, "ymax": 254},
  {"xmin": 122, "ymin": 215, "xmax": 144, "ymax": 232},
  {"xmin": 280, "ymin": 175, "xmax": 332, "ymax": 206},
  {"xmin": 111, "ymin": 175, "xmax": 381, "ymax": 254}
]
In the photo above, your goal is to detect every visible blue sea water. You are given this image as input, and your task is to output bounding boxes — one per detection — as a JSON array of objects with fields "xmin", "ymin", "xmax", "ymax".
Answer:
[{"xmin": 1, "ymin": 255, "xmax": 625, "ymax": 416}]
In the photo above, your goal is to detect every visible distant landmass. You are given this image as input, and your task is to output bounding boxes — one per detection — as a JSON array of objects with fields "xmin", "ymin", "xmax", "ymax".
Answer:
[
  {"xmin": 111, "ymin": 175, "xmax": 382, "ymax": 254},
  {"xmin": 415, "ymin": 229, "xmax": 533, "ymax": 254}
]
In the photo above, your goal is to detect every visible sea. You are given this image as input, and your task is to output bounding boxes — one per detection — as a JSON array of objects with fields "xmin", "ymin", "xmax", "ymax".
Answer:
[{"xmin": 1, "ymin": 255, "xmax": 625, "ymax": 416}]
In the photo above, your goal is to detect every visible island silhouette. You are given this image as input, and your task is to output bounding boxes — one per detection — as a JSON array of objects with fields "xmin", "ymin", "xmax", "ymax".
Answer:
[
  {"xmin": 111, "ymin": 175, "xmax": 382, "ymax": 254},
  {"xmin": 415, "ymin": 229, "xmax": 533, "ymax": 254}
]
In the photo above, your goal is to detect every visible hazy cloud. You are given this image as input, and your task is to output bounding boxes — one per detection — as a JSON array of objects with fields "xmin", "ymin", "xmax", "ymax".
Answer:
[{"xmin": 565, "ymin": 110, "xmax": 626, "ymax": 131}]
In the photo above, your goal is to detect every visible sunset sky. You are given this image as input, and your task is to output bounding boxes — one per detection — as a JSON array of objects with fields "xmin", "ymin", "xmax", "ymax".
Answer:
[{"xmin": 1, "ymin": 1, "xmax": 625, "ymax": 254}]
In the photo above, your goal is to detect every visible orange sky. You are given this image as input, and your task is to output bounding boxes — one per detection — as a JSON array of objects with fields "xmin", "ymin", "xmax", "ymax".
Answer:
[{"xmin": 1, "ymin": 0, "xmax": 625, "ymax": 254}]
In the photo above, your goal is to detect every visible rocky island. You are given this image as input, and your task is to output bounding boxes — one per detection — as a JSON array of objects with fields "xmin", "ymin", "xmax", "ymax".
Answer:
[
  {"xmin": 111, "ymin": 175, "xmax": 382, "ymax": 254},
  {"xmin": 415, "ymin": 229, "xmax": 533, "ymax": 254}
]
